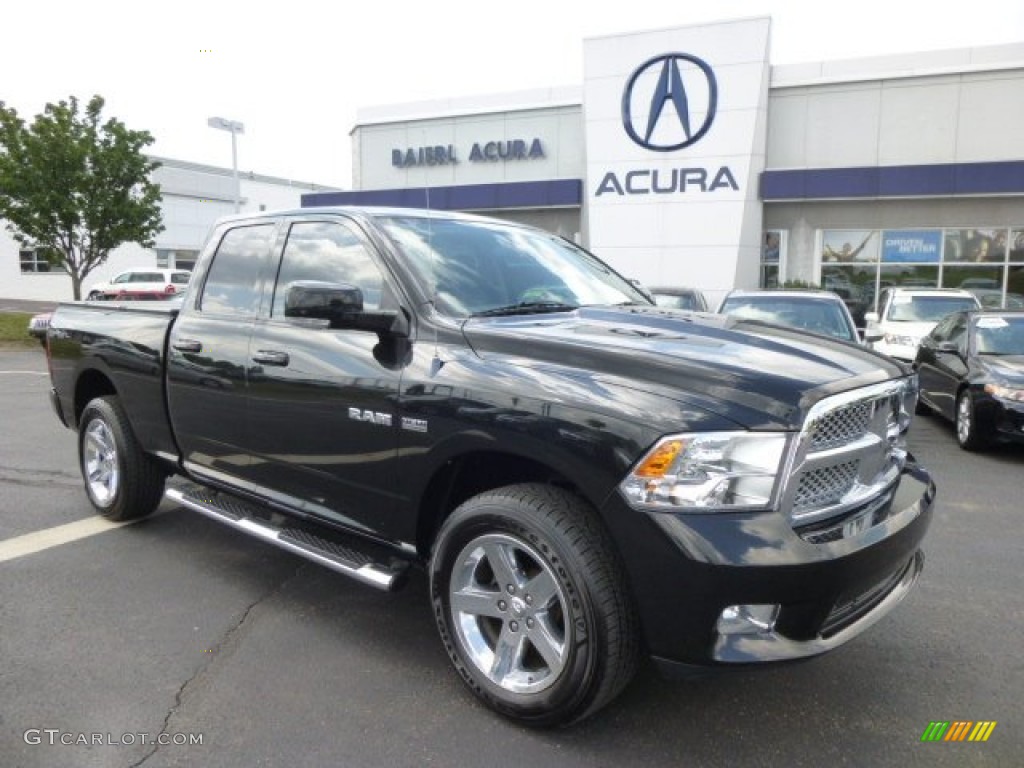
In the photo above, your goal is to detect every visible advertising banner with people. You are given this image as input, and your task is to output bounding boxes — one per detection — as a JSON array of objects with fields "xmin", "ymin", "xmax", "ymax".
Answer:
[
  {"xmin": 944, "ymin": 229, "xmax": 1007, "ymax": 263},
  {"xmin": 822, "ymin": 230, "xmax": 877, "ymax": 262}
]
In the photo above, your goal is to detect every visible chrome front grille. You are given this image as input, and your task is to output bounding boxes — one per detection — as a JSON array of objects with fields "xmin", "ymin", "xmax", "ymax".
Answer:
[
  {"xmin": 793, "ymin": 460, "xmax": 859, "ymax": 513},
  {"xmin": 782, "ymin": 378, "xmax": 916, "ymax": 526},
  {"xmin": 809, "ymin": 401, "xmax": 873, "ymax": 450}
]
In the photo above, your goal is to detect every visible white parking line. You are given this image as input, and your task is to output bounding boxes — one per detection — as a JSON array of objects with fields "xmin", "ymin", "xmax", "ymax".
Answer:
[
  {"xmin": 0, "ymin": 371, "xmax": 48, "ymax": 376},
  {"xmin": 0, "ymin": 516, "xmax": 139, "ymax": 564}
]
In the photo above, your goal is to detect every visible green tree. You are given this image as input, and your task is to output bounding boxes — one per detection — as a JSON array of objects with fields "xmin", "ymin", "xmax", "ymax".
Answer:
[{"xmin": 0, "ymin": 95, "xmax": 163, "ymax": 299}]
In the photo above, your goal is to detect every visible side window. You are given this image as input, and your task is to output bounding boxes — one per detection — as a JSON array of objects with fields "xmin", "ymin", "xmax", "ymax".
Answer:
[
  {"xmin": 201, "ymin": 224, "xmax": 277, "ymax": 316},
  {"xmin": 272, "ymin": 220, "xmax": 387, "ymax": 318},
  {"xmin": 113, "ymin": 273, "xmax": 131, "ymax": 284},
  {"xmin": 172, "ymin": 273, "xmax": 191, "ymax": 285},
  {"xmin": 930, "ymin": 314, "xmax": 958, "ymax": 342},
  {"xmin": 948, "ymin": 316, "xmax": 968, "ymax": 351}
]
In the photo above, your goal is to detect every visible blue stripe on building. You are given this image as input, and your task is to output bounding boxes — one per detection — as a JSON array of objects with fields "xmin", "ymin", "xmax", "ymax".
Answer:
[
  {"xmin": 302, "ymin": 179, "xmax": 583, "ymax": 210},
  {"xmin": 760, "ymin": 161, "xmax": 1024, "ymax": 200}
]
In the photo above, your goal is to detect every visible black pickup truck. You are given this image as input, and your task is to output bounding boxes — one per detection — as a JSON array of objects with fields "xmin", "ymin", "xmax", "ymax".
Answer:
[{"xmin": 45, "ymin": 207, "xmax": 934, "ymax": 726}]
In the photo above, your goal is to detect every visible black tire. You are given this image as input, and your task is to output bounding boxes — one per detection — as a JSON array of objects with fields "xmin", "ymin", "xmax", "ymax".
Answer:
[
  {"xmin": 78, "ymin": 396, "xmax": 166, "ymax": 520},
  {"xmin": 87, "ymin": 291, "xmax": 103, "ymax": 301},
  {"xmin": 955, "ymin": 389, "xmax": 989, "ymax": 452},
  {"xmin": 429, "ymin": 483, "xmax": 638, "ymax": 727}
]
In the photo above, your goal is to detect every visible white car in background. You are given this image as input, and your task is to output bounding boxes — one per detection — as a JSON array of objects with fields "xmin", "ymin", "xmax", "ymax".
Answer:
[
  {"xmin": 864, "ymin": 287, "xmax": 981, "ymax": 362},
  {"xmin": 86, "ymin": 268, "xmax": 191, "ymax": 301}
]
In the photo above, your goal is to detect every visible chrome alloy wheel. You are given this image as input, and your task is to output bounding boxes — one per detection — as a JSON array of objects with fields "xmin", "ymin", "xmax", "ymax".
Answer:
[
  {"xmin": 957, "ymin": 392, "xmax": 972, "ymax": 445},
  {"xmin": 449, "ymin": 533, "xmax": 570, "ymax": 695},
  {"xmin": 83, "ymin": 418, "xmax": 120, "ymax": 506}
]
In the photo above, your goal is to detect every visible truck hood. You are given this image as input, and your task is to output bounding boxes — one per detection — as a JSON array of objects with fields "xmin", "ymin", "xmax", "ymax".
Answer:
[{"xmin": 461, "ymin": 306, "xmax": 908, "ymax": 430}]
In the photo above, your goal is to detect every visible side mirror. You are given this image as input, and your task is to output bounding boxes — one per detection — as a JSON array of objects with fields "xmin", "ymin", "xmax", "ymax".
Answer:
[
  {"xmin": 285, "ymin": 281, "xmax": 409, "ymax": 337},
  {"xmin": 937, "ymin": 341, "xmax": 960, "ymax": 355},
  {"xmin": 863, "ymin": 311, "xmax": 879, "ymax": 324}
]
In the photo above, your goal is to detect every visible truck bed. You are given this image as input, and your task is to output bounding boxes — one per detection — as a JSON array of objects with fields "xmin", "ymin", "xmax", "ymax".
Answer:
[{"xmin": 48, "ymin": 301, "xmax": 180, "ymax": 461}]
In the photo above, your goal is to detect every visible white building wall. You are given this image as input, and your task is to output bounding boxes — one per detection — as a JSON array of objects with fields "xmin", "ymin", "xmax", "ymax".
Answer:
[
  {"xmin": 766, "ymin": 45, "xmax": 1024, "ymax": 169},
  {"xmin": 354, "ymin": 102, "xmax": 583, "ymax": 191}
]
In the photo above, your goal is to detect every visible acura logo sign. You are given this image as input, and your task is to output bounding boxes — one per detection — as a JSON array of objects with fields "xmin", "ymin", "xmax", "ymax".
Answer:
[{"xmin": 621, "ymin": 53, "xmax": 718, "ymax": 152}]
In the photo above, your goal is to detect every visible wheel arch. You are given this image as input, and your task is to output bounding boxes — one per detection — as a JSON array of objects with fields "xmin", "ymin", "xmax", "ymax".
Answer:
[
  {"xmin": 74, "ymin": 368, "xmax": 118, "ymax": 429},
  {"xmin": 415, "ymin": 449, "xmax": 605, "ymax": 559}
]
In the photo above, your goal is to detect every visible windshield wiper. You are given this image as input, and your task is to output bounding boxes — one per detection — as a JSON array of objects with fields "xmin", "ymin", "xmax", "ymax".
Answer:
[{"xmin": 471, "ymin": 301, "xmax": 579, "ymax": 318}]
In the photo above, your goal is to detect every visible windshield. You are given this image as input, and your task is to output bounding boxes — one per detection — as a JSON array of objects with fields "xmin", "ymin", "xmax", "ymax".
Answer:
[
  {"xmin": 719, "ymin": 296, "xmax": 856, "ymax": 341},
  {"xmin": 887, "ymin": 296, "xmax": 978, "ymax": 322},
  {"xmin": 974, "ymin": 316, "xmax": 1024, "ymax": 355},
  {"xmin": 376, "ymin": 215, "xmax": 649, "ymax": 317}
]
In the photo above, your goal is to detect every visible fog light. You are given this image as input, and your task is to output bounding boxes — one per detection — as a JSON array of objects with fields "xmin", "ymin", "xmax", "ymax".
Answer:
[{"xmin": 717, "ymin": 604, "xmax": 780, "ymax": 635}]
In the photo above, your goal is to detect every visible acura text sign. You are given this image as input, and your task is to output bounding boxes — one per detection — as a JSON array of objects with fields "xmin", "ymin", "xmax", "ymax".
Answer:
[{"xmin": 583, "ymin": 18, "xmax": 772, "ymax": 299}]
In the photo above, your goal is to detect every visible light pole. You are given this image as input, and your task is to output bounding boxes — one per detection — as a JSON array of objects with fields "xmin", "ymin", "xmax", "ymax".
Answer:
[{"xmin": 207, "ymin": 116, "xmax": 245, "ymax": 212}]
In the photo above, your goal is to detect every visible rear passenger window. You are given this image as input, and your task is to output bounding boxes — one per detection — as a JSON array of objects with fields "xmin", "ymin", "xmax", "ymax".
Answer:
[
  {"xmin": 272, "ymin": 220, "xmax": 387, "ymax": 318},
  {"xmin": 172, "ymin": 273, "xmax": 191, "ymax": 285},
  {"xmin": 201, "ymin": 224, "xmax": 276, "ymax": 315}
]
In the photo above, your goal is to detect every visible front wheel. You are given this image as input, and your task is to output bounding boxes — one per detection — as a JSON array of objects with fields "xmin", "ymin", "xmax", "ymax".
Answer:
[
  {"xmin": 956, "ymin": 390, "xmax": 989, "ymax": 451},
  {"xmin": 429, "ymin": 484, "xmax": 638, "ymax": 727},
  {"xmin": 79, "ymin": 396, "xmax": 166, "ymax": 520}
]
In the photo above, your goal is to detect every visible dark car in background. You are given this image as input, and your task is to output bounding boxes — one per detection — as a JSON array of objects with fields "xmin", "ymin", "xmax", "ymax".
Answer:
[
  {"xmin": 716, "ymin": 290, "xmax": 861, "ymax": 344},
  {"xmin": 914, "ymin": 309, "xmax": 1024, "ymax": 450},
  {"xmin": 649, "ymin": 286, "xmax": 709, "ymax": 312}
]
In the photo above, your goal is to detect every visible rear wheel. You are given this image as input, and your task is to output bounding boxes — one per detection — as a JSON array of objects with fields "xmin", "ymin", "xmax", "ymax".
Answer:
[
  {"xmin": 79, "ymin": 396, "xmax": 166, "ymax": 520},
  {"xmin": 956, "ymin": 390, "xmax": 989, "ymax": 451},
  {"xmin": 430, "ymin": 484, "xmax": 638, "ymax": 727}
]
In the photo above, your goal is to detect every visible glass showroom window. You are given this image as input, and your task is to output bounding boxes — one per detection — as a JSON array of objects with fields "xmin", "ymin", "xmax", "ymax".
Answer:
[
  {"xmin": 943, "ymin": 228, "xmax": 1019, "ymax": 308},
  {"xmin": 760, "ymin": 230, "xmax": 785, "ymax": 288},
  {"xmin": 820, "ymin": 227, "xmax": 1024, "ymax": 311},
  {"xmin": 878, "ymin": 229, "xmax": 941, "ymax": 296},
  {"xmin": 820, "ymin": 229, "xmax": 878, "ymax": 312}
]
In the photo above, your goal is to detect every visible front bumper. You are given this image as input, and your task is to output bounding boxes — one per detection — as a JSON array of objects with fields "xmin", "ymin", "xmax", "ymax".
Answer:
[
  {"xmin": 981, "ymin": 394, "xmax": 1024, "ymax": 443},
  {"xmin": 599, "ymin": 457, "xmax": 934, "ymax": 668}
]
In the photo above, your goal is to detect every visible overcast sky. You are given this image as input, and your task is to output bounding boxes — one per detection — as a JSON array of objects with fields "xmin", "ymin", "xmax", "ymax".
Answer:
[{"xmin": 4, "ymin": 0, "xmax": 1023, "ymax": 189}]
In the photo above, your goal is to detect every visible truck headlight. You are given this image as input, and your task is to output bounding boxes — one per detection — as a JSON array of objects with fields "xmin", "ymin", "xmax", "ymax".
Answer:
[{"xmin": 620, "ymin": 432, "xmax": 789, "ymax": 511}]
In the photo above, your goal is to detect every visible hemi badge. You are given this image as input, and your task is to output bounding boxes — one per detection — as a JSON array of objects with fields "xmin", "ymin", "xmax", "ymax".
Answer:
[{"xmin": 402, "ymin": 417, "xmax": 428, "ymax": 433}]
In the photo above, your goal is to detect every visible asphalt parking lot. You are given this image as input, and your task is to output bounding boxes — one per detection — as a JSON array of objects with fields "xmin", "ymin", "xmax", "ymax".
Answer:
[{"xmin": 1, "ymin": 344, "xmax": 1021, "ymax": 767}]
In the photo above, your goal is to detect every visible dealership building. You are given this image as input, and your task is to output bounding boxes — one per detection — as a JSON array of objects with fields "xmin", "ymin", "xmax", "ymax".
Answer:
[{"xmin": 5, "ymin": 17, "xmax": 1024, "ymax": 309}]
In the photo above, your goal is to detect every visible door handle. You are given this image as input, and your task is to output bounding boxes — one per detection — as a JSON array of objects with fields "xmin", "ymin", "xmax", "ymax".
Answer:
[
  {"xmin": 172, "ymin": 339, "xmax": 202, "ymax": 354},
  {"xmin": 252, "ymin": 350, "xmax": 290, "ymax": 366}
]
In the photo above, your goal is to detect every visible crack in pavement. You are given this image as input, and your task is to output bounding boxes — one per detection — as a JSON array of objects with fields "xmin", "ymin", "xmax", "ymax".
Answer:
[
  {"xmin": 0, "ymin": 465, "xmax": 81, "ymax": 488},
  {"xmin": 129, "ymin": 562, "xmax": 307, "ymax": 768}
]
